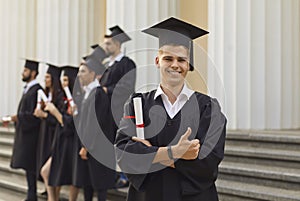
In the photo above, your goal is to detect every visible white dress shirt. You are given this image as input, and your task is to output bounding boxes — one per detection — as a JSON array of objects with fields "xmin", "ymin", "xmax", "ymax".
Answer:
[
  {"xmin": 154, "ymin": 84, "xmax": 194, "ymax": 119},
  {"xmin": 108, "ymin": 52, "xmax": 124, "ymax": 67},
  {"xmin": 23, "ymin": 79, "xmax": 38, "ymax": 94},
  {"xmin": 83, "ymin": 79, "xmax": 100, "ymax": 99}
]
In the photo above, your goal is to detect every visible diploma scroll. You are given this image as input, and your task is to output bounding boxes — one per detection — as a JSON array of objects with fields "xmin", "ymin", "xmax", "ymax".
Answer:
[
  {"xmin": 36, "ymin": 91, "xmax": 42, "ymax": 109},
  {"xmin": 38, "ymin": 89, "xmax": 48, "ymax": 103},
  {"xmin": 63, "ymin": 87, "xmax": 78, "ymax": 115},
  {"xmin": 2, "ymin": 116, "xmax": 12, "ymax": 122},
  {"xmin": 133, "ymin": 97, "xmax": 145, "ymax": 139}
]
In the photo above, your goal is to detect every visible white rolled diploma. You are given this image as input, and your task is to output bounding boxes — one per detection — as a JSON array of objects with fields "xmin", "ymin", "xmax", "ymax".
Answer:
[
  {"xmin": 36, "ymin": 90, "xmax": 42, "ymax": 109},
  {"xmin": 133, "ymin": 97, "xmax": 145, "ymax": 139},
  {"xmin": 38, "ymin": 89, "xmax": 48, "ymax": 103},
  {"xmin": 63, "ymin": 86, "xmax": 78, "ymax": 115},
  {"xmin": 63, "ymin": 87, "xmax": 75, "ymax": 107},
  {"xmin": 2, "ymin": 116, "xmax": 12, "ymax": 122}
]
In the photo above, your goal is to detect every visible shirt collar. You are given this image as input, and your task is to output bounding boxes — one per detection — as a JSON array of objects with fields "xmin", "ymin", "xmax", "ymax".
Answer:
[
  {"xmin": 154, "ymin": 83, "xmax": 194, "ymax": 100},
  {"xmin": 108, "ymin": 52, "xmax": 124, "ymax": 66},
  {"xmin": 24, "ymin": 79, "xmax": 38, "ymax": 93},
  {"xmin": 83, "ymin": 79, "xmax": 100, "ymax": 93}
]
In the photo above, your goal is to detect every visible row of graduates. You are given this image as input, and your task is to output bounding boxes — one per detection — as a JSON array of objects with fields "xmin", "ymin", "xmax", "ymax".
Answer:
[
  {"xmin": 9, "ymin": 17, "xmax": 227, "ymax": 201},
  {"xmin": 10, "ymin": 25, "xmax": 136, "ymax": 201}
]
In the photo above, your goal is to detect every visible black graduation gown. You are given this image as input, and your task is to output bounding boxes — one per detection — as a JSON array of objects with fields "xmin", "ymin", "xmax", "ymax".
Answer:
[
  {"xmin": 48, "ymin": 100, "xmax": 75, "ymax": 186},
  {"xmin": 10, "ymin": 84, "xmax": 42, "ymax": 172},
  {"xmin": 73, "ymin": 86, "xmax": 116, "ymax": 190},
  {"xmin": 36, "ymin": 91, "xmax": 64, "ymax": 179},
  {"xmin": 100, "ymin": 56, "xmax": 136, "ymax": 128},
  {"xmin": 115, "ymin": 90, "xmax": 227, "ymax": 201}
]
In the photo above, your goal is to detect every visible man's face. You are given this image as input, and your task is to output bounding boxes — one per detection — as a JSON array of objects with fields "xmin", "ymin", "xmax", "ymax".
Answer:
[
  {"xmin": 103, "ymin": 37, "xmax": 120, "ymax": 56},
  {"xmin": 22, "ymin": 67, "xmax": 32, "ymax": 82},
  {"xmin": 78, "ymin": 64, "xmax": 95, "ymax": 86},
  {"xmin": 155, "ymin": 45, "xmax": 189, "ymax": 87}
]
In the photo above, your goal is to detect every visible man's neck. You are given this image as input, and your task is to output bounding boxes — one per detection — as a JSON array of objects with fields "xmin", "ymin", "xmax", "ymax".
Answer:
[
  {"xmin": 111, "ymin": 50, "xmax": 122, "ymax": 60},
  {"xmin": 160, "ymin": 83, "xmax": 184, "ymax": 104}
]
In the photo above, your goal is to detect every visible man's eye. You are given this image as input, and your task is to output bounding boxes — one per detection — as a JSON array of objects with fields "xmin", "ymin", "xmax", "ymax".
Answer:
[{"xmin": 164, "ymin": 57, "xmax": 173, "ymax": 61}]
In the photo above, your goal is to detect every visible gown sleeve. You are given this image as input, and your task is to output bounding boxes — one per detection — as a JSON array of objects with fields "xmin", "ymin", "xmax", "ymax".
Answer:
[
  {"xmin": 175, "ymin": 98, "xmax": 227, "ymax": 194},
  {"xmin": 17, "ymin": 89, "xmax": 41, "ymax": 132},
  {"xmin": 115, "ymin": 94, "xmax": 159, "ymax": 191}
]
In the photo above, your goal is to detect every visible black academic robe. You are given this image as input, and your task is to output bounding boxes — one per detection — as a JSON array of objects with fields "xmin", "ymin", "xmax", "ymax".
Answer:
[
  {"xmin": 115, "ymin": 90, "xmax": 227, "ymax": 201},
  {"xmin": 36, "ymin": 91, "xmax": 64, "ymax": 179},
  {"xmin": 100, "ymin": 56, "xmax": 136, "ymax": 129},
  {"xmin": 10, "ymin": 84, "xmax": 42, "ymax": 172},
  {"xmin": 48, "ymin": 99, "xmax": 75, "ymax": 186},
  {"xmin": 73, "ymin": 86, "xmax": 116, "ymax": 190}
]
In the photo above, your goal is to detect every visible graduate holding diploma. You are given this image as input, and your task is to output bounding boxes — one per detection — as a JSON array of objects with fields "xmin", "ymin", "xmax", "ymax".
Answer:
[
  {"xmin": 10, "ymin": 59, "xmax": 42, "ymax": 201},
  {"xmin": 115, "ymin": 17, "xmax": 227, "ymax": 201}
]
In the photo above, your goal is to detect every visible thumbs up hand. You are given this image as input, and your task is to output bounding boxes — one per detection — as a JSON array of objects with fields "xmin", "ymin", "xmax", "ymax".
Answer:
[{"xmin": 171, "ymin": 127, "xmax": 200, "ymax": 160}]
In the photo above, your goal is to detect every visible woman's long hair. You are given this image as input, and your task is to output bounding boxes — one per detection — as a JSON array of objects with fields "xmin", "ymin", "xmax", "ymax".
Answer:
[{"xmin": 45, "ymin": 74, "xmax": 64, "ymax": 110}]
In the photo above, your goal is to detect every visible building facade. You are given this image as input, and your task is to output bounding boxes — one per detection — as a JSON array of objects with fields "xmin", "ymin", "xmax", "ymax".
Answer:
[{"xmin": 0, "ymin": 0, "xmax": 299, "ymax": 130}]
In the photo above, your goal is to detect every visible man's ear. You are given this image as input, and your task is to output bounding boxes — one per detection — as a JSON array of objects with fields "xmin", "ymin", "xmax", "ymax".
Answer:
[
  {"xmin": 30, "ymin": 70, "xmax": 37, "ymax": 79},
  {"xmin": 155, "ymin": 56, "xmax": 160, "ymax": 68}
]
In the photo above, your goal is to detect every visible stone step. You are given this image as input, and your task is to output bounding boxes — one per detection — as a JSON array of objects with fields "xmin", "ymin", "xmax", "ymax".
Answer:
[
  {"xmin": 0, "ymin": 136, "xmax": 13, "ymax": 146},
  {"xmin": 0, "ymin": 155, "xmax": 126, "ymax": 201},
  {"xmin": 225, "ymin": 145, "xmax": 300, "ymax": 163},
  {"xmin": 0, "ymin": 186, "xmax": 33, "ymax": 201},
  {"xmin": 227, "ymin": 130, "xmax": 300, "ymax": 143},
  {"xmin": 226, "ymin": 130, "xmax": 300, "ymax": 151},
  {"xmin": 0, "ymin": 127, "xmax": 15, "ymax": 137},
  {"xmin": 0, "ymin": 146, "xmax": 12, "ymax": 159},
  {"xmin": 219, "ymin": 161, "xmax": 300, "ymax": 190},
  {"xmin": 216, "ymin": 179, "xmax": 300, "ymax": 201}
]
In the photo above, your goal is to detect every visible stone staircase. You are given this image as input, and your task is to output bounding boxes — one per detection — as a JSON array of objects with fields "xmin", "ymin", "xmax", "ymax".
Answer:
[
  {"xmin": 0, "ymin": 126, "xmax": 126, "ymax": 201},
  {"xmin": 217, "ymin": 130, "xmax": 300, "ymax": 201},
  {"xmin": 0, "ymin": 125, "xmax": 300, "ymax": 201}
]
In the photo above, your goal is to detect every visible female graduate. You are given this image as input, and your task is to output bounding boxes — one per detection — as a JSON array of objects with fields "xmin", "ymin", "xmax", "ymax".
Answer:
[
  {"xmin": 45, "ymin": 66, "xmax": 80, "ymax": 201},
  {"xmin": 34, "ymin": 64, "xmax": 64, "ymax": 201},
  {"xmin": 115, "ymin": 17, "xmax": 227, "ymax": 201}
]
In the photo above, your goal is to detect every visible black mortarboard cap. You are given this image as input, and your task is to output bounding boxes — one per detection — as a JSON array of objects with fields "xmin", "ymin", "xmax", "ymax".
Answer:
[
  {"xmin": 24, "ymin": 59, "xmax": 39, "ymax": 73},
  {"xmin": 104, "ymin": 25, "xmax": 131, "ymax": 44},
  {"xmin": 142, "ymin": 17, "xmax": 209, "ymax": 71},
  {"xmin": 61, "ymin": 66, "xmax": 78, "ymax": 80},
  {"xmin": 84, "ymin": 54, "xmax": 106, "ymax": 75},
  {"xmin": 90, "ymin": 45, "xmax": 108, "ymax": 62},
  {"xmin": 91, "ymin": 44, "xmax": 99, "ymax": 49},
  {"xmin": 82, "ymin": 46, "xmax": 107, "ymax": 75},
  {"xmin": 46, "ymin": 63, "xmax": 62, "ymax": 79}
]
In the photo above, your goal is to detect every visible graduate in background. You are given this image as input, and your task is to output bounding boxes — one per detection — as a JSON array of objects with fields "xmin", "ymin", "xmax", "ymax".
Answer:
[
  {"xmin": 74, "ymin": 47, "xmax": 116, "ymax": 201},
  {"xmin": 101, "ymin": 25, "xmax": 137, "ymax": 188},
  {"xmin": 45, "ymin": 66, "xmax": 80, "ymax": 201},
  {"xmin": 34, "ymin": 64, "xmax": 64, "ymax": 201},
  {"xmin": 115, "ymin": 17, "xmax": 227, "ymax": 201},
  {"xmin": 10, "ymin": 59, "xmax": 42, "ymax": 201}
]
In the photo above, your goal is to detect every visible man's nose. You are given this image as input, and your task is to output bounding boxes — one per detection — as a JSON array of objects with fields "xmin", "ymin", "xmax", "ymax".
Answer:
[{"xmin": 171, "ymin": 60, "xmax": 179, "ymax": 69}]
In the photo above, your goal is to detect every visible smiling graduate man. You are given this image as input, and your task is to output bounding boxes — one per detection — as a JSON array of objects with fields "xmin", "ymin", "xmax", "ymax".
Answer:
[{"xmin": 115, "ymin": 17, "xmax": 227, "ymax": 201}]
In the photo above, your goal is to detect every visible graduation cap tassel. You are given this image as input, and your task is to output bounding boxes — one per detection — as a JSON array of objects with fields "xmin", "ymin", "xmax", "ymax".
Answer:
[{"xmin": 189, "ymin": 41, "xmax": 194, "ymax": 71}]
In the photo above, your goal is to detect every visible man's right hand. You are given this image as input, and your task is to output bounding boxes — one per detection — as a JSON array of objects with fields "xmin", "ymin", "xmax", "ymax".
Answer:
[
  {"xmin": 79, "ymin": 147, "xmax": 88, "ymax": 160},
  {"xmin": 172, "ymin": 127, "xmax": 200, "ymax": 160}
]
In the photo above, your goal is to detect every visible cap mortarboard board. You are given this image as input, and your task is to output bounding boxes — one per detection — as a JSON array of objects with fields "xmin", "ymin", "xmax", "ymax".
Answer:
[
  {"xmin": 24, "ymin": 59, "xmax": 39, "ymax": 72},
  {"xmin": 46, "ymin": 64, "xmax": 62, "ymax": 79},
  {"xmin": 91, "ymin": 44, "xmax": 99, "ymax": 49},
  {"xmin": 61, "ymin": 66, "xmax": 79, "ymax": 80},
  {"xmin": 85, "ymin": 54, "xmax": 106, "ymax": 75},
  {"xmin": 90, "ymin": 46, "xmax": 108, "ymax": 62},
  {"xmin": 142, "ymin": 17, "xmax": 209, "ymax": 71},
  {"xmin": 104, "ymin": 25, "xmax": 131, "ymax": 44}
]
